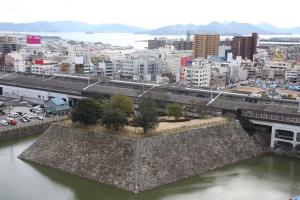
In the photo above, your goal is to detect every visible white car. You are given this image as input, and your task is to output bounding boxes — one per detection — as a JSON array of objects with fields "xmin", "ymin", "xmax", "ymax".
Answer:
[
  {"xmin": 0, "ymin": 120, "xmax": 8, "ymax": 126},
  {"xmin": 31, "ymin": 114, "xmax": 38, "ymax": 118},
  {"xmin": 36, "ymin": 116, "xmax": 44, "ymax": 120},
  {"xmin": 20, "ymin": 118, "xmax": 28, "ymax": 123},
  {"xmin": 23, "ymin": 114, "xmax": 33, "ymax": 119},
  {"xmin": 8, "ymin": 113, "xmax": 19, "ymax": 118}
]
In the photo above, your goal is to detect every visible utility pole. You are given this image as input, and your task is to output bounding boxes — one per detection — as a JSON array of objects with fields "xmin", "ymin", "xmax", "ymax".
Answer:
[
  {"xmin": 88, "ymin": 65, "xmax": 90, "ymax": 86},
  {"xmin": 42, "ymin": 68, "xmax": 45, "ymax": 81}
]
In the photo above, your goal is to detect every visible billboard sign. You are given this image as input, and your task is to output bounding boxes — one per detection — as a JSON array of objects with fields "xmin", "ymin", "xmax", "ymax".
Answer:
[
  {"xmin": 181, "ymin": 56, "xmax": 192, "ymax": 66},
  {"xmin": 34, "ymin": 59, "xmax": 44, "ymax": 65},
  {"xmin": 26, "ymin": 35, "xmax": 41, "ymax": 45}
]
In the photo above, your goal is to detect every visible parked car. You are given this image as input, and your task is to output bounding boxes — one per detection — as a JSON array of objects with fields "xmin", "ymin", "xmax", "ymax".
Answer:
[
  {"xmin": 0, "ymin": 120, "xmax": 8, "ymax": 126},
  {"xmin": 23, "ymin": 116, "xmax": 31, "ymax": 122},
  {"xmin": 32, "ymin": 108, "xmax": 44, "ymax": 114},
  {"xmin": 23, "ymin": 114, "xmax": 33, "ymax": 119},
  {"xmin": 6, "ymin": 118, "xmax": 17, "ymax": 126},
  {"xmin": 20, "ymin": 118, "xmax": 28, "ymax": 123},
  {"xmin": 8, "ymin": 113, "xmax": 19, "ymax": 118},
  {"xmin": 31, "ymin": 114, "xmax": 38, "ymax": 118},
  {"xmin": 35, "ymin": 109, "xmax": 44, "ymax": 114},
  {"xmin": 36, "ymin": 116, "xmax": 44, "ymax": 120}
]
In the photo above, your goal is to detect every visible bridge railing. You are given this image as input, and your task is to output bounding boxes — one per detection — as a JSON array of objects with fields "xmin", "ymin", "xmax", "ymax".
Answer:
[{"xmin": 242, "ymin": 110, "xmax": 300, "ymax": 125}]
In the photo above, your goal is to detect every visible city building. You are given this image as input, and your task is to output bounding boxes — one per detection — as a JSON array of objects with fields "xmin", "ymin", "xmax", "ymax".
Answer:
[
  {"xmin": 218, "ymin": 45, "xmax": 231, "ymax": 59},
  {"xmin": 172, "ymin": 39, "xmax": 193, "ymax": 50},
  {"xmin": 148, "ymin": 38, "xmax": 167, "ymax": 49},
  {"xmin": 0, "ymin": 35, "xmax": 17, "ymax": 44},
  {"xmin": 0, "ymin": 35, "xmax": 20, "ymax": 67},
  {"xmin": 286, "ymin": 69, "xmax": 300, "ymax": 82},
  {"xmin": 265, "ymin": 60, "xmax": 292, "ymax": 80},
  {"xmin": 59, "ymin": 63, "xmax": 72, "ymax": 74},
  {"xmin": 184, "ymin": 58, "xmax": 211, "ymax": 87},
  {"xmin": 98, "ymin": 60, "xmax": 115, "ymax": 77},
  {"xmin": 193, "ymin": 34, "xmax": 220, "ymax": 59},
  {"xmin": 31, "ymin": 63, "xmax": 60, "ymax": 75},
  {"xmin": 44, "ymin": 97, "xmax": 71, "ymax": 116},
  {"xmin": 178, "ymin": 56, "xmax": 193, "ymax": 83},
  {"xmin": 231, "ymin": 33, "xmax": 258, "ymax": 60}
]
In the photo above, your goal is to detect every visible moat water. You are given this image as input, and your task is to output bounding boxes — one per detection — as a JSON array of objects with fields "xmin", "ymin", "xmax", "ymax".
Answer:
[{"xmin": 0, "ymin": 135, "xmax": 299, "ymax": 200}]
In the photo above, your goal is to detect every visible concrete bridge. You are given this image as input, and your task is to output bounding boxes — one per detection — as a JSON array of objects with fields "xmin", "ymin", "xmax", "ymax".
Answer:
[{"xmin": 251, "ymin": 120, "xmax": 300, "ymax": 150}]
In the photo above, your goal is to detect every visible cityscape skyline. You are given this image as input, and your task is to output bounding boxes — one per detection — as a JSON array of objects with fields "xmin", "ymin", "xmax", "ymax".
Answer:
[{"xmin": 1, "ymin": 0, "xmax": 300, "ymax": 29}]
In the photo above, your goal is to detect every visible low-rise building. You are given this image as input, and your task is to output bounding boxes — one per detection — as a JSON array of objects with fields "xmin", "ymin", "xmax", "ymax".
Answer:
[
  {"xmin": 31, "ymin": 63, "xmax": 60, "ymax": 75},
  {"xmin": 44, "ymin": 97, "xmax": 71, "ymax": 115}
]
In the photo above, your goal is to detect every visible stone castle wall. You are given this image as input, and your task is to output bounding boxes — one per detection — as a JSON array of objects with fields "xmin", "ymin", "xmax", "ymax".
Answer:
[{"xmin": 19, "ymin": 121, "xmax": 265, "ymax": 193}]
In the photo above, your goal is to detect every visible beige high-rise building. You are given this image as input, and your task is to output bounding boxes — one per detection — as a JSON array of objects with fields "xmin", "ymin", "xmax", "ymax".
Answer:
[{"xmin": 193, "ymin": 34, "xmax": 220, "ymax": 59}]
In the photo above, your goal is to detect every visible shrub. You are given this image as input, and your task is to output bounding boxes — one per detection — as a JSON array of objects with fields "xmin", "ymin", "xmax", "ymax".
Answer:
[{"xmin": 167, "ymin": 103, "xmax": 183, "ymax": 120}]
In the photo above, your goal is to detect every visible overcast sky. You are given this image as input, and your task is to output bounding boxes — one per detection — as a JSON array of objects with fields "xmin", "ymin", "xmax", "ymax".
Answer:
[{"xmin": 1, "ymin": 0, "xmax": 299, "ymax": 29}]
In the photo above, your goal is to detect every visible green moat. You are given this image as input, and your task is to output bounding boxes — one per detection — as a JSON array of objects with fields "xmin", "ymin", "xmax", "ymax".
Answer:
[{"xmin": 0, "ymin": 136, "xmax": 299, "ymax": 200}]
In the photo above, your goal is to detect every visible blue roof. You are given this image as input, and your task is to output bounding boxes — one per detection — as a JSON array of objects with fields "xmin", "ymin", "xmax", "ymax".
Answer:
[
  {"xmin": 51, "ymin": 97, "xmax": 66, "ymax": 106},
  {"xmin": 292, "ymin": 196, "xmax": 300, "ymax": 200}
]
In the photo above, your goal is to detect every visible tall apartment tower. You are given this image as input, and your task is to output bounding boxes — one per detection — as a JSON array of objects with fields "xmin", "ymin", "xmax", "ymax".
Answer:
[
  {"xmin": 193, "ymin": 34, "xmax": 220, "ymax": 59},
  {"xmin": 231, "ymin": 33, "xmax": 258, "ymax": 60}
]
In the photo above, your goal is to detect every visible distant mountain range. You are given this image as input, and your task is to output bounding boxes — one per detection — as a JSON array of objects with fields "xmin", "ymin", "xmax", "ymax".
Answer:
[
  {"xmin": 0, "ymin": 21, "xmax": 146, "ymax": 33},
  {"xmin": 0, "ymin": 21, "xmax": 300, "ymax": 35},
  {"xmin": 139, "ymin": 22, "xmax": 300, "ymax": 35}
]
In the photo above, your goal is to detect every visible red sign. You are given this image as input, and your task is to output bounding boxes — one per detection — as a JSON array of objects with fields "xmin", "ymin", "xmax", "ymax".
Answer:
[
  {"xmin": 27, "ymin": 35, "xmax": 41, "ymax": 44},
  {"xmin": 181, "ymin": 56, "xmax": 192, "ymax": 66},
  {"xmin": 35, "ymin": 59, "xmax": 44, "ymax": 65}
]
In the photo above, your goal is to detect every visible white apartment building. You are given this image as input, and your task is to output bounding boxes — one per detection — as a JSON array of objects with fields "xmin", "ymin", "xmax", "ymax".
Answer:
[
  {"xmin": 184, "ymin": 58, "xmax": 211, "ymax": 87},
  {"xmin": 265, "ymin": 61, "xmax": 292, "ymax": 70},
  {"xmin": 265, "ymin": 61, "xmax": 292, "ymax": 80},
  {"xmin": 286, "ymin": 70, "xmax": 300, "ymax": 82},
  {"xmin": 218, "ymin": 45, "xmax": 231, "ymax": 58},
  {"xmin": 31, "ymin": 64, "xmax": 60, "ymax": 75},
  {"xmin": 100, "ymin": 49, "xmax": 132, "ymax": 60},
  {"xmin": 285, "ymin": 64, "xmax": 300, "ymax": 82},
  {"xmin": 6, "ymin": 52, "xmax": 27, "ymax": 72},
  {"xmin": 159, "ymin": 49, "xmax": 192, "ymax": 73},
  {"xmin": 68, "ymin": 46, "xmax": 85, "ymax": 64},
  {"xmin": 98, "ymin": 61, "xmax": 114, "ymax": 77},
  {"xmin": 114, "ymin": 50, "xmax": 164, "ymax": 82}
]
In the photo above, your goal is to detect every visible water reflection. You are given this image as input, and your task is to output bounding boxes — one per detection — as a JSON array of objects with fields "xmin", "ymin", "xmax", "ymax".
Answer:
[{"xmin": 0, "ymin": 136, "xmax": 299, "ymax": 200}]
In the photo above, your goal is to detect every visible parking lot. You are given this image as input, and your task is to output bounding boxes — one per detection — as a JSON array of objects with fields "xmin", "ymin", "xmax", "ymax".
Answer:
[{"xmin": 0, "ymin": 104, "xmax": 67, "ymax": 130}]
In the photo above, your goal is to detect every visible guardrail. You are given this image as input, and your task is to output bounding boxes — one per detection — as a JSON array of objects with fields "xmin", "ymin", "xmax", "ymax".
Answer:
[{"xmin": 0, "ymin": 115, "xmax": 69, "ymax": 132}]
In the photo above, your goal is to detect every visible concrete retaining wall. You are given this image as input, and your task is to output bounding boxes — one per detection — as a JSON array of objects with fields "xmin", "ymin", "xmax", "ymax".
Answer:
[
  {"xmin": 271, "ymin": 148, "xmax": 300, "ymax": 159},
  {"xmin": 19, "ymin": 120, "xmax": 265, "ymax": 193},
  {"xmin": 0, "ymin": 123, "xmax": 51, "ymax": 143}
]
